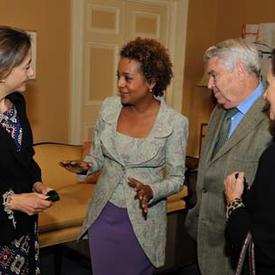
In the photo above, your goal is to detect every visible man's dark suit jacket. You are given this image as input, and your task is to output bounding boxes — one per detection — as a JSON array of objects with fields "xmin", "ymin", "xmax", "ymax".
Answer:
[{"xmin": 0, "ymin": 92, "xmax": 41, "ymax": 244}]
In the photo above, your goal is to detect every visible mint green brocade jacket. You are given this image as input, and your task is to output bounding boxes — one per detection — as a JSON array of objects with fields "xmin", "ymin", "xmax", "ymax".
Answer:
[{"xmin": 78, "ymin": 96, "xmax": 189, "ymax": 267}]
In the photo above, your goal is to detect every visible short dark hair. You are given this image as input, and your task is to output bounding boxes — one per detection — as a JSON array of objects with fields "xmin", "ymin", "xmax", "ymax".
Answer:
[
  {"xmin": 0, "ymin": 26, "xmax": 31, "ymax": 79},
  {"xmin": 120, "ymin": 37, "xmax": 173, "ymax": 97}
]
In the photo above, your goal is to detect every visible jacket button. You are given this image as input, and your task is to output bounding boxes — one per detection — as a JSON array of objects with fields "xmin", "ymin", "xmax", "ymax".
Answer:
[{"xmin": 202, "ymin": 188, "xmax": 207, "ymax": 193}]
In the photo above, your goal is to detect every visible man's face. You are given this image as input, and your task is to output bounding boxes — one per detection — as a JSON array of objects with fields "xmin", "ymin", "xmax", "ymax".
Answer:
[{"xmin": 206, "ymin": 57, "xmax": 240, "ymax": 109}]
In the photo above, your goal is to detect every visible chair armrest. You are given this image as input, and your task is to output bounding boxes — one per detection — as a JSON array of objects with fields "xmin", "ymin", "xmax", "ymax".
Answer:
[{"xmin": 167, "ymin": 185, "xmax": 188, "ymax": 213}]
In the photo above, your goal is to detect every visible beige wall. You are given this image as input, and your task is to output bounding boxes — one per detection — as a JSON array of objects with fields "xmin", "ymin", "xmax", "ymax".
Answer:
[
  {"xmin": 2, "ymin": 0, "xmax": 275, "ymax": 152},
  {"xmin": 182, "ymin": 0, "xmax": 218, "ymax": 156},
  {"xmin": 183, "ymin": 0, "xmax": 275, "ymax": 156},
  {"xmin": 0, "ymin": 0, "xmax": 70, "ymax": 143}
]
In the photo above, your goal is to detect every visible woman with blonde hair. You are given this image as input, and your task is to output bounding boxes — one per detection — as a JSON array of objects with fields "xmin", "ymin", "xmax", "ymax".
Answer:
[{"xmin": 0, "ymin": 26, "xmax": 54, "ymax": 275}]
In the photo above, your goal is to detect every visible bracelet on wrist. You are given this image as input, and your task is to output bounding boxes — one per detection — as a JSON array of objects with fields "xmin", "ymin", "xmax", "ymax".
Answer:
[
  {"xmin": 226, "ymin": 197, "xmax": 245, "ymax": 220},
  {"xmin": 2, "ymin": 190, "xmax": 16, "ymax": 228}
]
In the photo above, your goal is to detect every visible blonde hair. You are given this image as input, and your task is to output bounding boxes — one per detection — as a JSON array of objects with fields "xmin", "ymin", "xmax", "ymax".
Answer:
[{"xmin": 0, "ymin": 26, "xmax": 31, "ymax": 79}]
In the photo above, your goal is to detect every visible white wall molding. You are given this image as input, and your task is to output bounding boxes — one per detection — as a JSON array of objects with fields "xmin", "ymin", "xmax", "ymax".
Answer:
[{"xmin": 69, "ymin": 0, "xmax": 85, "ymax": 144}]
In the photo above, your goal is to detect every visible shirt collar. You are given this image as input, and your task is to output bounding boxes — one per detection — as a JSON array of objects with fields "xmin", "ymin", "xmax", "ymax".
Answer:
[{"xmin": 236, "ymin": 82, "xmax": 265, "ymax": 115}]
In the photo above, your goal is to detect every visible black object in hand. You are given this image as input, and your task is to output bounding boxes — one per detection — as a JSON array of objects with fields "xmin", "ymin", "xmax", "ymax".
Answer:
[
  {"xmin": 235, "ymin": 173, "xmax": 248, "ymax": 187},
  {"xmin": 59, "ymin": 162, "xmax": 84, "ymax": 173},
  {"xmin": 46, "ymin": 190, "xmax": 60, "ymax": 202},
  {"xmin": 235, "ymin": 173, "xmax": 248, "ymax": 199}
]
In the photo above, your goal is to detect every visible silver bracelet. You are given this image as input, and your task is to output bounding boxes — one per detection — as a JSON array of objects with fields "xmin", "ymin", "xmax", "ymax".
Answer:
[
  {"xmin": 2, "ymin": 190, "xmax": 16, "ymax": 228},
  {"xmin": 226, "ymin": 198, "xmax": 245, "ymax": 221}
]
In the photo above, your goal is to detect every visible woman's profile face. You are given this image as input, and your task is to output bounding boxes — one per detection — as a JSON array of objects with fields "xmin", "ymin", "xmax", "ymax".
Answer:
[
  {"xmin": 116, "ymin": 57, "xmax": 153, "ymax": 105},
  {"xmin": 264, "ymin": 64, "xmax": 275, "ymax": 120},
  {"xmin": 3, "ymin": 49, "xmax": 34, "ymax": 93}
]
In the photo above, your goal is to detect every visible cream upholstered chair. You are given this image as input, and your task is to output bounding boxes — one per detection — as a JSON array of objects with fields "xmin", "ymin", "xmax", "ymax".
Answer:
[
  {"xmin": 33, "ymin": 142, "xmax": 96, "ymax": 248},
  {"xmin": 34, "ymin": 142, "xmax": 187, "ymax": 275}
]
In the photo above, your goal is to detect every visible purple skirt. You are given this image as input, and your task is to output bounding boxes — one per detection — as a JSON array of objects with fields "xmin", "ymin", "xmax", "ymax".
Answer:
[{"xmin": 88, "ymin": 202, "xmax": 154, "ymax": 275}]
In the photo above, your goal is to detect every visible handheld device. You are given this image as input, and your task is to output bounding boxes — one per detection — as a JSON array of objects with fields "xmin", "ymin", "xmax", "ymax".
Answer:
[
  {"xmin": 46, "ymin": 190, "xmax": 60, "ymax": 202},
  {"xmin": 59, "ymin": 162, "xmax": 84, "ymax": 173},
  {"xmin": 235, "ymin": 173, "xmax": 249, "ymax": 199}
]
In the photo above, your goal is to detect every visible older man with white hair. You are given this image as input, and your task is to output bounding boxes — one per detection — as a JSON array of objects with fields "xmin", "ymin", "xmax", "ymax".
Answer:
[{"xmin": 185, "ymin": 38, "xmax": 273, "ymax": 275}]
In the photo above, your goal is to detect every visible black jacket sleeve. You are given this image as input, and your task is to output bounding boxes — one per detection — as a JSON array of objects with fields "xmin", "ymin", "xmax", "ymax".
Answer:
[{"xmin": 227, "ymin": 143, "xmax": 275, "ymax": 268}]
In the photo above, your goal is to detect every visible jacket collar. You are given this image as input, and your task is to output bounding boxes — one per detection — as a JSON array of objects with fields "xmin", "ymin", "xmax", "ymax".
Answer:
[
  {"xmin": 101, "ymin": 96, "xmax": 173, "ymax": 138},
  {"xmin": 210, "ymin": 96, "xmax": 269, "ymax": 162}
]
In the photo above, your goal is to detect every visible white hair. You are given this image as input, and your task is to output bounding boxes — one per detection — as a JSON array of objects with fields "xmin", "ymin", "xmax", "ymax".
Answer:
[{"xmin": 204, "ymin": 38, "xmax": 260, "ymax": 77}]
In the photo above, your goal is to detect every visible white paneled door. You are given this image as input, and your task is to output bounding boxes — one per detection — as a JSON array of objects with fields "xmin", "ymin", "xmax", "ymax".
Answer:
[{"xmin": 70, "ymin": 0, "xmax": 189, "ymax": 144}]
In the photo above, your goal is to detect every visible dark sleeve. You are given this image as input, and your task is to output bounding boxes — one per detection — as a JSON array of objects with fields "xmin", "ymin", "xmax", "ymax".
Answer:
[
  {"xmin": 226, "ymin": 206, "xmax": 251, "ymax": 252},
  {"xmin": 227, "ymin": 143, "xmax": 275, "ymax": 266},
  {"xmin": 9, "ymin": 92, "xmax": 42, "ymax": 184},
  {"xmin": 29, "ymin": 150, "xmax": 42, "ymax": 183},
  {"xmin": 20, "ymin": 95, "xmax": 42, "ymax": 184}
]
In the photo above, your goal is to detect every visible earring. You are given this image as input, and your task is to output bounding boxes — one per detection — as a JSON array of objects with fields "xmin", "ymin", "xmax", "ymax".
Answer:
[{"xmin": 149, "ymin": 88, "xmax": 153, "ymax": 93}]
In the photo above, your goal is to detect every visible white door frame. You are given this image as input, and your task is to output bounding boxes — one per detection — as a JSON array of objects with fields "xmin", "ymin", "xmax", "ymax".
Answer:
[{"xmin": 69, "ymin": 0, "xmax": 189, "ymax": 144}]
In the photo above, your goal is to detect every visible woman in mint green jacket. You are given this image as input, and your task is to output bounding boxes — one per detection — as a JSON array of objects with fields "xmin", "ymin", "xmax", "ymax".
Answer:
[{"xmin": 61, "ymin": 37, "xmax": 188, "ymax": 275}]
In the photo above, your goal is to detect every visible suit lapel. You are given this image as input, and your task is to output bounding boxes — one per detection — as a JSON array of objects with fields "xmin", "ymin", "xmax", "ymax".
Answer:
[
  {"xmin": 201, "ymin": 106, "xmax": 224, "ymax": 163},
  {"xmin": 100, "ymin": 98, "xmax": 123, "ymax": 165},
  {"xmin": 100, "ymin": 97, "xmax": 173, "ymax": 166},
  {"xmin": 211, "ymin": 97, "xmax": 267, "ymax": 162},
  {"xmin": 121, "ymin": 99, "xmax": 172, "ymax": 165}
]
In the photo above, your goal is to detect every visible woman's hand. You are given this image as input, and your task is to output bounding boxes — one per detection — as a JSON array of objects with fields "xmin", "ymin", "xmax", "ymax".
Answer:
[
  {"xmin": 8, "ymin": 192, "xmax": 53, "ymax": 216},
  {"xmin": 224, "ymin": 171, "xmax": 245, "ymax": 204},
  {"xmin": 59, "ymin": 160, "xmax": 91, "ymax": 174},
  {"xmin": 33, "ymin": 181, "xmax": 52, "ymax": 195},
  {"xmin": 128, "ymin": 176, "xmax": 153, "ymax": 215}
]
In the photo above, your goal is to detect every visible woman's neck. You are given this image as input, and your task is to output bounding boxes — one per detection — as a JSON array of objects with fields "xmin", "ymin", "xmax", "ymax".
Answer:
[{"xmin": 127, "ymin": 96, "xmax": 159, "ymax": 115}]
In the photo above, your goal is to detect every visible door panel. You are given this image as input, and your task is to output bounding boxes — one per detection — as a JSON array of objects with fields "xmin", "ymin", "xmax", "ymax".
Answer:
[{"xmin": 70, "ymin": 0, "xmax": 188, "ymax": 143}]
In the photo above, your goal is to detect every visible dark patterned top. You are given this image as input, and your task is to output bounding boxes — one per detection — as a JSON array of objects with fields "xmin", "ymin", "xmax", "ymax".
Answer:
[{"xmin": 0, "ymin": 105, "xmax": 22, "ymax": 151}]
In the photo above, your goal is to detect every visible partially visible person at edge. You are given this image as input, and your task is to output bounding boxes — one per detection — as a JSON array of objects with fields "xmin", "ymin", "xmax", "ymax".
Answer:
[
  {"xmin": 224, "ymin": 49, "xmax": 275, "ymax": 275},
  {"xmin": 60, "ymin": 37, "xmax": 188, "ymax": 275},
  {"xmin": 0, "ymin": 26, "xmax": 55, "ymax": 275},
  {"xmin": 184, "ymin": 38, "xmax": 272, "ymax": 275}
]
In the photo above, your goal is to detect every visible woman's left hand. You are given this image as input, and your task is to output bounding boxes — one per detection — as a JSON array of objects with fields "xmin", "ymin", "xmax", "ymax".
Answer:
[{"xmin": 128, "ymin": 176, "xmax": 153, "ymax": 214}]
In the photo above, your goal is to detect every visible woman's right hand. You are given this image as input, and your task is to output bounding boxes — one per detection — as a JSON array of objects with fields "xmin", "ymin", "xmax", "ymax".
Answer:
[
  {"xmin": 8, "ymin": 192, "xmax": 52, "ymax": 216},
  {"xmin": 224, "ymin": 171, "xmax": 245, "ymax": 204},
  {"xmin": 59, "ymin": 160, "xmax": 91, "ymax": 174}
]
